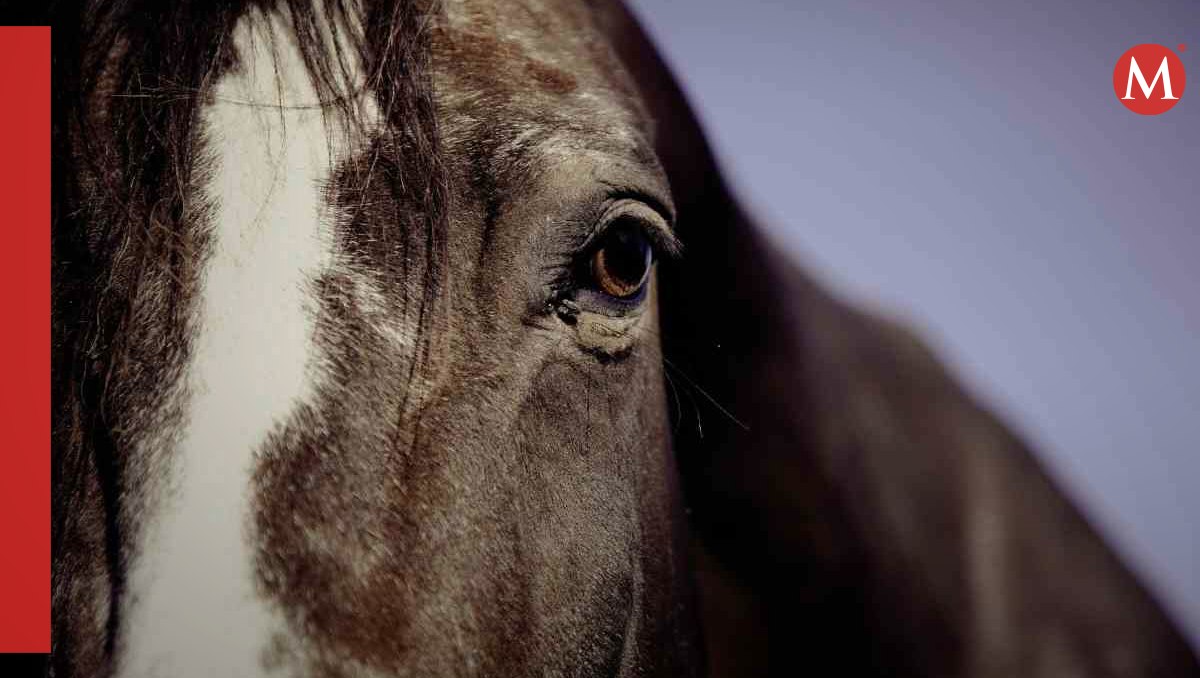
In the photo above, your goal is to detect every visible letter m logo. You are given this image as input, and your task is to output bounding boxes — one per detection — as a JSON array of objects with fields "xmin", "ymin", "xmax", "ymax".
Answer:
[
  {"xmin": 1123, "ymin": 56, "xmax": 1178, "ymax": 100},
  {"xmin": 1114, "ymin": 44, "xmax": 1187, "ymax": 115}
]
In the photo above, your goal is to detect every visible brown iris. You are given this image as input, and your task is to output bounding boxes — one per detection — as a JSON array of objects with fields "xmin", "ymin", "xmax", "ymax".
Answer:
[{"xmin": 590, "ymin": 223, "xmax": 653, "ymax": 299}]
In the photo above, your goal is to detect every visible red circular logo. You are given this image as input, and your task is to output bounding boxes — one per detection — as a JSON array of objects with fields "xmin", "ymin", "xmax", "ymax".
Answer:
[{"xmin": 1114, "ymin": 44, "xmax": 1186, "ymax": 115}]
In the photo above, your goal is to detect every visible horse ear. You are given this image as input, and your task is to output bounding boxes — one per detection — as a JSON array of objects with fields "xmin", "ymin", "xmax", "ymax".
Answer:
[{"xmin": 595, "ymin": 3, "xmax": 1200, "ymax": 676}]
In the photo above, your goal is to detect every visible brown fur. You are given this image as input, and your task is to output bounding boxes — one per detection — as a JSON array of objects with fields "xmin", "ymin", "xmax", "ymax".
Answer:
[{"xmin": 45, "ymin": 0, "xmax": 1200, "ymax": 676}]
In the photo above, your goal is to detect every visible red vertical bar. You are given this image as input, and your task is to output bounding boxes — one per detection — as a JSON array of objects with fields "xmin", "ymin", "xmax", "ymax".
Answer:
[{"xmin": 0, "ymin": 26, "xmax": 51, "ymax": 653}]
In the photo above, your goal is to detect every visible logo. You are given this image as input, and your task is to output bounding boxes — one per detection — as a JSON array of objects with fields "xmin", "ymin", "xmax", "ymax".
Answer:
[{"xmin": 1113, "ymin": 44, "xmax": 1186, "ymax": 115}]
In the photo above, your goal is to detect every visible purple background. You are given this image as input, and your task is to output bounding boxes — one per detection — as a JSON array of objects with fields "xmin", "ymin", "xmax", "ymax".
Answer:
[{"xmin": 629, "ymin": 0, "xmax": 1200, "ymax": 649}]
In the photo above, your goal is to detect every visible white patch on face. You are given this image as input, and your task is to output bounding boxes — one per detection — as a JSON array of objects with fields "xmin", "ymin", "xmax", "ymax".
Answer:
[{"xmin": 117, "ymin": 7, "xmax": 377, "ymax": 677}]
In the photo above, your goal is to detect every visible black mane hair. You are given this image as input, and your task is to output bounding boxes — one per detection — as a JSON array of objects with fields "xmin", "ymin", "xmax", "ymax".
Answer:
[{"xmin": 48, "ymin": 1, "xmax": 446, "ymax": 672}]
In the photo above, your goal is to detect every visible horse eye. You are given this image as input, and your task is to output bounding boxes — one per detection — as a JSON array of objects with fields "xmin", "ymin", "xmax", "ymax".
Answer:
[{"xmin": 590, "ymin": 222, "xmax": 653, "ymax": 299}]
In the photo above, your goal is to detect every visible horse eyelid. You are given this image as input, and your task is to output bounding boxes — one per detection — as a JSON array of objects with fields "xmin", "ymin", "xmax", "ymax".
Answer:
[{"xmin": 588, "ymin": 198, "xmax": 682, "ymax": 262}]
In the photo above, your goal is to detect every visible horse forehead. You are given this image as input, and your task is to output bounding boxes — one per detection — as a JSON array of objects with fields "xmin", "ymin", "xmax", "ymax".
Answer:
[{"xmin": 433, "ymin": 0, "xmax": 642, "ymax": 136}]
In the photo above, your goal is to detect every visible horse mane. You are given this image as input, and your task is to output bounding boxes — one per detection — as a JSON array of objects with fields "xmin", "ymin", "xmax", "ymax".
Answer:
[{"xmin": 51, "ymin": 0, "xmax": 446, "ymax": 667}]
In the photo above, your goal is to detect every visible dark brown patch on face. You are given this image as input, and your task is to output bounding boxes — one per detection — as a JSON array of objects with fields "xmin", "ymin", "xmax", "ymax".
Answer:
[
  {"xmin": 430, "ymin": 0, "xmax": 647, "ymax": 132},
  {"xmin": 437, "ymin": 21, "xmax": 579, "ymax": 96},
  {"xmin": 249, "ymin": 1, "xmax": 701, "ymax": 675},
  {"xmin": 252, "ymin": 269, "xmax": 660, "ymax": 674}
]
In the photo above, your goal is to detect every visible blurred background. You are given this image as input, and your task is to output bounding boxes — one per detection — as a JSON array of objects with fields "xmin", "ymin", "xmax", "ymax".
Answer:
[{"xmin": 629, "ymin": 0, "xmax": 1199, "ymax": 650}]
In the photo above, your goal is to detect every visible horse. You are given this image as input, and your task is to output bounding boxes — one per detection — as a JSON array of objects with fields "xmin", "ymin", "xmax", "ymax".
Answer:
[{"xmin": 46, "ymin": 0, "xmax": 1199, "ymax": 676}]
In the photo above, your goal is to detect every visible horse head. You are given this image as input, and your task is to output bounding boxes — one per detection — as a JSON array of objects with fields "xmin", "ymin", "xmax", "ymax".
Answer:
[{"xmin": 50, "ymin": 1, "xmax": 1199, "ymax": 676}]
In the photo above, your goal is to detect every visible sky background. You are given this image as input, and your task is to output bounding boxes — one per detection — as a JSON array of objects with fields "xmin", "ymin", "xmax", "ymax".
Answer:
[{"xmin": 629, "ymin": 0, "xmax": 1200, "ymax": 649}]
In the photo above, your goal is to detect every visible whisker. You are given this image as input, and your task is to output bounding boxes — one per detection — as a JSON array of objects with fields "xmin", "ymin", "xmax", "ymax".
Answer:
[
  {"xmin": 662, "ymin": 368, "xmax": 683, "ymax": 435},
  {"xmin": 638, "ymin": 324, "xmax": 751, "ymax": 433}
]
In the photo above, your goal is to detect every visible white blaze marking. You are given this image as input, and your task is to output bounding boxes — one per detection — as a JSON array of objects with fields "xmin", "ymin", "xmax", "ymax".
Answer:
[{"xmin": 119, "ymin": 8, "xmax": 375, "ymax": 677}]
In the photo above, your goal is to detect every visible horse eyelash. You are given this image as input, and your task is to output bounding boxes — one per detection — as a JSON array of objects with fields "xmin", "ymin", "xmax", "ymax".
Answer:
[
  {"xmin": 591, "ymin": 190, "xmax": 682, "ymax": 261},
  {"xmin": 559, "ymin": 215, "xmax": 672, "ymax": 296},
  {"xmin": 539, "ymin": 190, "xmax": 681, "ymax": 314}
]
